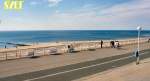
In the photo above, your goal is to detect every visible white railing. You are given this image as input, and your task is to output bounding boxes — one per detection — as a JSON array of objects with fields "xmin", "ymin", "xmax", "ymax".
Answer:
[{"xmin": 0, "ymin": 38, "xmax": 149, "ymax": 61}]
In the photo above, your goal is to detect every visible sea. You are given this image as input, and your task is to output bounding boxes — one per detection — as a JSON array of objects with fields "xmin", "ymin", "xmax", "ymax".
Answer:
[{"xmin": 0, "ymin": 30, "xmax": 150, "ymax": 48}]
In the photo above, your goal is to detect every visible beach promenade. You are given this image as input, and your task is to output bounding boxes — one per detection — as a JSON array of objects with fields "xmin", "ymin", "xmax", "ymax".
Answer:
[
  {"xmin": 0, "ymin": 41, "xmax": 150, "ymax": 81},
  {"xmin": 0, "ymin": 38, "xmax": 148, "ymax": 61},
  {"xmin": 75, "ymin": 57, "xmax": 150, "ymax": 81}
]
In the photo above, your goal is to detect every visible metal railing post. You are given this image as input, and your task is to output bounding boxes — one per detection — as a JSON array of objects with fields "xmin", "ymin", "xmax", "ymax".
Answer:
[{"xmin": 5, "ymin": 52, "xmax": 7, "ymax": 60}]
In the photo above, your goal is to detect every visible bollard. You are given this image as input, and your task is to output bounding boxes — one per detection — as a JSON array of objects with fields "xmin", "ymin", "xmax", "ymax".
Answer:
[{"xmin": 5, "ymin": 52, "xmax": 7, "ymax": 60}]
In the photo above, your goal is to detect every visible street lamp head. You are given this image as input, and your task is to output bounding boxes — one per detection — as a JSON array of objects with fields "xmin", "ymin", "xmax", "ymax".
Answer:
[{"xmin": 137, "ymin": 26, "xmax": 142, "ymax": 30}]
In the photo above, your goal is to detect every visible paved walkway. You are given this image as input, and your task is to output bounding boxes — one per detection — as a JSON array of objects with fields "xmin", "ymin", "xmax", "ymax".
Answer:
[
  {"xmin": 75, "ymin": 57, "xmax": 150, "ymax": 81},
  {"xmin": 0, "ymin": 43, "xmax": 150, "ymax": 78}
]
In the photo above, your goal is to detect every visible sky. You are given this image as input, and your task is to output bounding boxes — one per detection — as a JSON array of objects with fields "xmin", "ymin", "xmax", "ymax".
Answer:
[{"xmin": 0, "ymin": 0, "xmax": 150, "ymax": 30}]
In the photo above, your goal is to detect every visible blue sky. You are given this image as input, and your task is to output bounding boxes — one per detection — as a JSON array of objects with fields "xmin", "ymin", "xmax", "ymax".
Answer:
[{"xmin": 0, "ymin": 0, "xmax": 150, "ymax": 30}]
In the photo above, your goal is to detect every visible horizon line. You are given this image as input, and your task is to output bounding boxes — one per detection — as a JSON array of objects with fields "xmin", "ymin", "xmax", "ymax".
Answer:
[{"xmin": 0, "ymin": 29, "xmax": 150, "ymax": 31}]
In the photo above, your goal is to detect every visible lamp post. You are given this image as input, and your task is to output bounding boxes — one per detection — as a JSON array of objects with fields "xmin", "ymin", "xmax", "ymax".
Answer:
[{"xmin": 136, "ymin": 26, "xmax": 142, "ymax": 65}]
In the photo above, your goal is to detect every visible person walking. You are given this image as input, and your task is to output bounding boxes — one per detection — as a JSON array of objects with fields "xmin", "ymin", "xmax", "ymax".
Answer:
[{"xmin": 100, "ymin": 40, "xmax": 103, "ymax": 48}]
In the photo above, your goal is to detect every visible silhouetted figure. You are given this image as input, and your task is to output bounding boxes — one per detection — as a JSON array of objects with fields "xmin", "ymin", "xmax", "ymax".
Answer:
[
  {"xmin": 4, "ymin": 45, "xmax": 7, "ymax": 49},
  {"xmin": 68, "ymin": 44, "xmax": 74, "ymax": 53},
  {"xmin": 112, "ymin": 41, "xmax": 115, "ymax": 48},
  {"xmin": 68, "ymin": 45, "xmax": 71, "ymax": 52},
  {"xmin": 148, "ymin": 38, "xmax": 150, "ymax": 43},
  {"xmin": 100, "ymin": 40, "xmax": 103, "ymax": 48},
  {"xmin": 110, "ymin": 41, "xmax": 115, "ymax": 48},
  {"xmin": 135, "ymin": 50, "xmax": 139, "ymax": 65},
  {"xmin": 68, "ymin": 45, "xmax": 70, "ymax": 49}
]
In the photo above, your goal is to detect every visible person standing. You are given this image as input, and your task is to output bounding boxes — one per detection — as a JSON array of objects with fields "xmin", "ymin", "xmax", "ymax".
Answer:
[
  {"xmin": 68, "ymin": 45, "xmax": 71, "ymax": 53},
  {"xmin": 148, "ymin": 38, "xmax": 150, "ymax": 43},
  {"xmin": 100, "ymin": 40, "xmax": 103, "ymax": 48},
  {"xmin": 68, "ymin": 44, "xmax": 74, "ymax": 53},
  {"xmin": 116, "ymin": 41, "xmax": 120, "ymax": 48},
  {"xmin": 112, "ymin": 41, "xmax": 115, "ymax": 48},
  {"xmin": 5, "ymin": 45, "xmax": 7, "ymax": 49},
  {"xmin": 135, "ymin": 50, "xmax": 140, "ymax": 65}
]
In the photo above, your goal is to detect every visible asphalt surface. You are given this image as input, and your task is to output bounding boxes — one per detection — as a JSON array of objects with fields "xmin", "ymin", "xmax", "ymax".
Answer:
[{"xmin": 0, "ymin": 49, "xmax": 150, "ymax": 81}]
